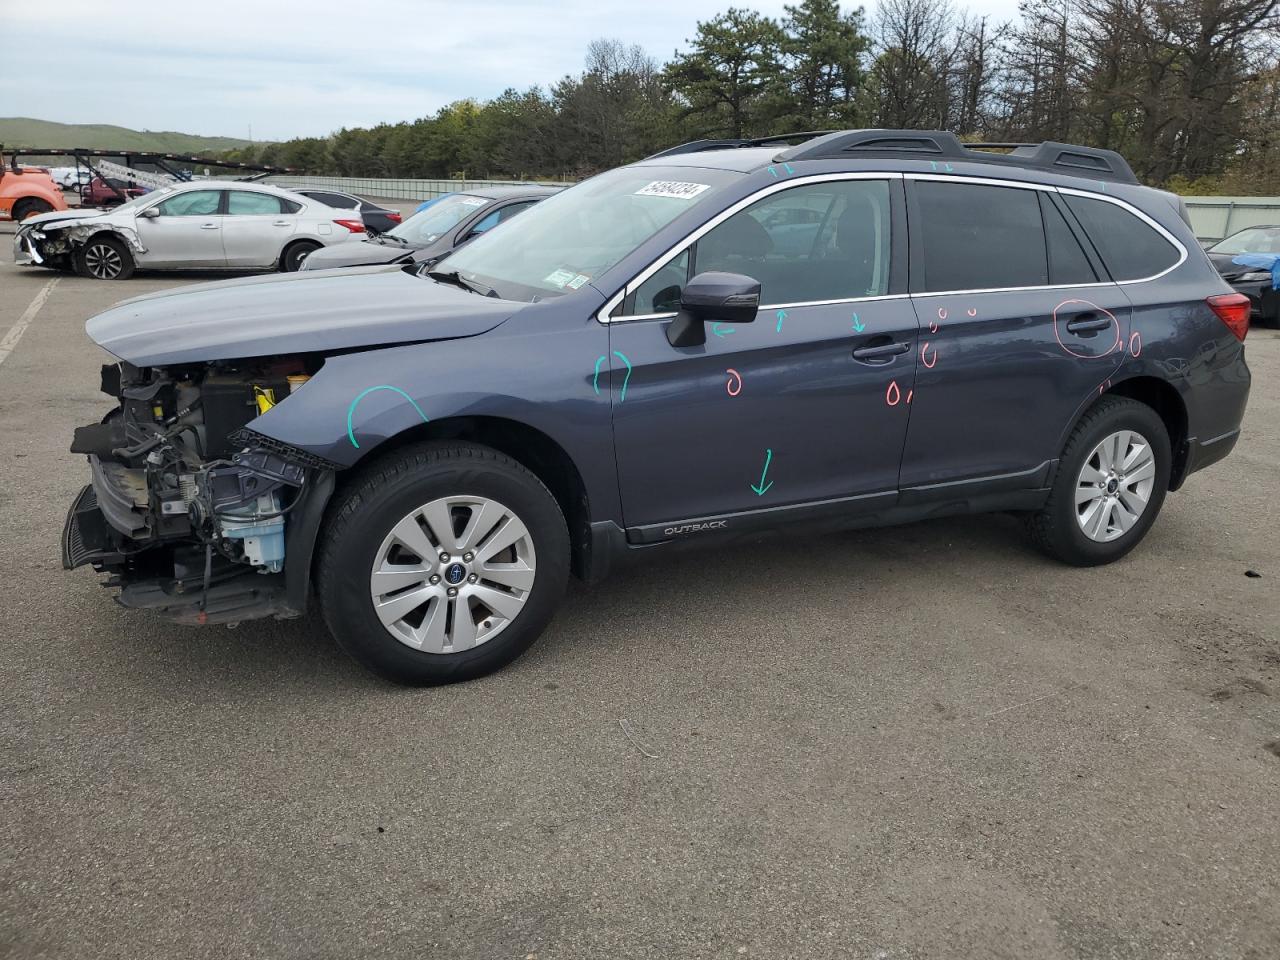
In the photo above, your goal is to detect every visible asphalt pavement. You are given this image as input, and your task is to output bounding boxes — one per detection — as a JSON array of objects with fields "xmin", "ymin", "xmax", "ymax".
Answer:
[{"xmin": 1, "ymin": 217, "xmax": 1277, "ymax": 960}]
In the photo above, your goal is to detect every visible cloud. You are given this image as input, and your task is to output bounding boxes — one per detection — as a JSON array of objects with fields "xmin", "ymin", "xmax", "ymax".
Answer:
[{"xmin": 3, "ymin": 0, "xmax": 1022, "ymax": 140}]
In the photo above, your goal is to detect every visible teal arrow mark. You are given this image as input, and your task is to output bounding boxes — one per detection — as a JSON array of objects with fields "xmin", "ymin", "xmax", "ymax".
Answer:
[
  {"xmin": 750, "ymin": 448, "xmax": 774, "ymax": 496},
  {"xmin": 712, "ymin": 322, "xmax": 735, "ymax": 338},
  {"xmin": 783, "ymin": 162, "xmax": 795, "ymax": 175},
  {"xmin": 767, "ymin": 166, "xmax": 778, "ymax": 178},
  {"xmin": 851, "ymin": 312, "xmax": 865, "ymax": 333},
  {"xmin": 775, "ymin": 309, "xmax": 787, "ymax": 332}
]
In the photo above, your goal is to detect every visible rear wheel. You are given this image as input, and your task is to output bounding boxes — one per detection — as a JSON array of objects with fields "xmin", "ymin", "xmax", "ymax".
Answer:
[
  {"xmin": 1027, "ymin": 396, "xmax": 1171, "ymax": 566},
  {"xmin": 317, "ymin": 442, "xmax": 570, "ymax": 684},
  {"xmin": 74, "ymin": 234, "xmax": 135, "ymax": 280},
  {"xmin": 11, "ymin": 198, "xmax": 53, "ymax": 222},
  {"xmin": 280, "ymin": 240, "xmax": 320, "ymax": 272}
]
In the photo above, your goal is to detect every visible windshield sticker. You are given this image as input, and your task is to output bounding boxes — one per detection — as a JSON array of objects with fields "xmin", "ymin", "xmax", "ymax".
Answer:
[
  {"xmin": 566, "ymin": 273, "xmax": 591, "ymax": 290},
  {"xmin": 634, "ymin": 180, "xmax": 711, "ymax": 200},
  {"xmin": 544, "ymin": 268, "xmax": 577, "ymax": 288},
  {"xmin": 458, "ymin": 197, "xmax": 488, "ymax": 207}
]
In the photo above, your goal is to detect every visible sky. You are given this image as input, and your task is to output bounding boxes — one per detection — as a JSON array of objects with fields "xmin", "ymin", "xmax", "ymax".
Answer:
[{"xmin": 1, "ymin": 0, "xmax": 1023, "ymax": 142}]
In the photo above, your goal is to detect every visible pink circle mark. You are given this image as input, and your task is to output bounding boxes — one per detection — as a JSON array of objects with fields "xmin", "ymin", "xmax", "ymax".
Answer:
[
  {"xmin": 937, "ymin": 307, "xmax": 948, "ymax": 320},
  {"xmin": 929, "ymin": 321, "xmax": 938, "ymax": 333},
  {"xmin": 726, "ymin": 368, "xmax": 742, "ymax": 397},
  {"xmin": 920, "ymin": 341, "xmax": 937, "ymax": 368},
  {"xmin": 907, "ymin": 388, "xmax": 914, "ymax": 404},
  {"xmin": 1052, "ymin": 299, "xmax": 1121, "ymax": 359},
  {"xmin": 885, "ymin": 380, "xmax": 901, "ymax": 406},
  {"xmin": 966, "ymin": 308, "xmax": 977, "ymax": 317},
  {"xmin": 1129, "ymin": 331, "xmax": 1142, "ymax": 357}
]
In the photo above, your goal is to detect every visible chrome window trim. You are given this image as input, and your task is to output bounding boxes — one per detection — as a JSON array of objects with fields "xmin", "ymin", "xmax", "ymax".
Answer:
[
  {"xmin": 597, "ymin": 170, "xmax": 1189, "ymax": 324},
  {"xmin": 598, "ymin": 171, "xmax": 903, "ymax": 324}
]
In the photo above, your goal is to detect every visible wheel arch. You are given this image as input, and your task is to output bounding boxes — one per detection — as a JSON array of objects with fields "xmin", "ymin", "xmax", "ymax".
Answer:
[
  {"xmin": 1102, "ymin": 376, "xmax": 1190, "ymax": 489},
  {"xmin": 339, "ymin": 415, "xmax": 594, "ymax": 580},
  {"xmin": 279, "ymin": 236, "xmax": 322, "ymax": 270}
]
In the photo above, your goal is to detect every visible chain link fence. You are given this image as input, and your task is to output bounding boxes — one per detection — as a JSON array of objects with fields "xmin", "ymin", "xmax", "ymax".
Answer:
[{"xmin": 266, "ymin": 175, "xmax": 571, "ymax": 203}]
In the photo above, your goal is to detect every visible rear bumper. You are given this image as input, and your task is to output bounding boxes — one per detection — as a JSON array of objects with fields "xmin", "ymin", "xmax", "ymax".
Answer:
[{"xmin": 1182, "ymin": 428, "xmax": 1241, "ymax": 479}]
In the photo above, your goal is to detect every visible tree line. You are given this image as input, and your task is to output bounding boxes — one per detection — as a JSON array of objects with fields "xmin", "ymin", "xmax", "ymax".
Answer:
[{"xmin": 221, "ymin": 0, "xmax": 1280, "ymax": 193}]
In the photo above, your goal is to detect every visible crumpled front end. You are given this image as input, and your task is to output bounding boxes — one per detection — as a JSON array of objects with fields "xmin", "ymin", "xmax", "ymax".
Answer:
[{"xmin": 62, "ymin": 357, "xmax": 336, "ymax": 625}]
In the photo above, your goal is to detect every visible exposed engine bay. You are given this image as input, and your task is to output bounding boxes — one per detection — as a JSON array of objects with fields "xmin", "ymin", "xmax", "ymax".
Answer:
[{"xmin": 63, "ymin": 356, "xmax": 331, "ymax": 624}]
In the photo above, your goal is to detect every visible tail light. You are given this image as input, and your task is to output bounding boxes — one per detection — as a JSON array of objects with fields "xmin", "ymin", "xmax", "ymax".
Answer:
[
  {"xmin": 1207, "ymin": 293, "xmax": 1250, "ymax": 341},
  {"xmin": 333, "ymin": 218, "xmax": 366, "ymax": 233},
  {"xmin": 387, "ymin": 212, "xmax": 402, "ymax": 223}
]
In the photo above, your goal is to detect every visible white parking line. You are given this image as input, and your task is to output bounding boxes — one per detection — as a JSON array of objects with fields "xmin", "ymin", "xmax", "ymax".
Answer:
[{"xmin": 0, "ymin": 277, "xmax": 59, "ymax": 369}]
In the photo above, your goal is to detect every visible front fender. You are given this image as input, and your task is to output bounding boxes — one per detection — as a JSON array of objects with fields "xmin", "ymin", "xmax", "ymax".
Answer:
[{"xmin": 246, "ymin": 299, "xmax": 623, "ymax": 523}]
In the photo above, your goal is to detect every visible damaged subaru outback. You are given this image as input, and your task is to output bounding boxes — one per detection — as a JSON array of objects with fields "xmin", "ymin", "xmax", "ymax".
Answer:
[{"xmin": 64, "ymin": 131, "xmax": 1251, "ymax": 684}]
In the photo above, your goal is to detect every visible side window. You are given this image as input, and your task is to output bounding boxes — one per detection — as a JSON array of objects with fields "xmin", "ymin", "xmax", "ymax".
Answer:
[
  {"xmin": 227, "ymin": 192, "xmax": 285, "ymax": 216},
  {"xmin": 914, "ymin": 181, "xmax": 1047, "ymax": 291},
  {"xmin": 1063, "ymin": 194, "xmax": 1181, "ymax": 281},
  {"xmin": 1040, "ymin": 193, "xmax": 1097, "ymax": 285},
  {"xmin": 698, "ymin": 180, "xmax": 892, "ymax": 305},
  {"xmin": 628, "ymin": 249, "xmax": 690, "ymax": 314},
  {"xmin": 321, "ymin": 192, "xmax": 359, "ymax": 209},
  {"xmin": 496, "ymin": 200, "xmax": 536, "ymax": 224},
  {"xmin": 280, "ymin": 199, "xmax": 302, "ymax": 214},
  {"xmin": 156, "ymin": 190, "xmax": 222, "ymax": 217},
  {"xmin": 468, "ymin": 210, "xmax": 502, "ymax": 236}
]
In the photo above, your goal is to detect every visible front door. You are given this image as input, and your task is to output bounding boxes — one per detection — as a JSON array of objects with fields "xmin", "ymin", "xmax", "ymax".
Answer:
[
  {"xmin": 607, "ymin": 176, "xmax": 919, "ymax": 539},
  {"xmin": 898, "ymin": 177, "xmax": 1133, "ymax": 491},
  {"xmin": 134, "ymin": 189, "xmax": 226, "ymax": 267}
]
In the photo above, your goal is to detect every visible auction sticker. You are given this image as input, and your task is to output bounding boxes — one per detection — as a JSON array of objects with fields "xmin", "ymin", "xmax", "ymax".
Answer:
[
  {"xmin": 544, "ymin": 268, "xmax": 577, "ymax": 288},
  {"xmin": 458, "ymin": 196, "xmax": 488, "ymax": 206},
  {"xmin": 635, "ymin": 180, "xmax": 711, "ymax": 200}
]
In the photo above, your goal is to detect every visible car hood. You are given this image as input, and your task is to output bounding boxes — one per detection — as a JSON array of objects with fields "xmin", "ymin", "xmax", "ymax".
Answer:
[
  {"xmin": 301, "ymin": 238, "xmax": 416, "ymax": 271},
  {"xmin": 86, "ymin": 264, "xmax": 523, "ymax": 366},
  {"xmin": 21, "ymin": 209, "xmax": 110, "ymax": 231}
]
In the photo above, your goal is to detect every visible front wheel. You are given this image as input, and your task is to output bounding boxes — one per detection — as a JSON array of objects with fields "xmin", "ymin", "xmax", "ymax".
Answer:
[
  {"xmin": 74, "ymin": 234, "xmax": 135, "ymax": 280},
  {"xmin": 316, "ymin": 442, "xmax": 570, "ymax": 684},
  {"xmin": 1027, "ymin": 396, "xmax": 1171, "ymax": 566},
  {"xmin": 11, "ymin": 198, "xmax": 53, "ymax": 222}
]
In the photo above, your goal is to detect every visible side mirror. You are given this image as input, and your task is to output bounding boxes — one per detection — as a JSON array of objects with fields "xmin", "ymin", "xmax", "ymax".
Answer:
[
  {"xmin": 666, "ymin": 271, "xmax": 760, "ymax": 347},
  {"xmin": 140, "ymin": 207, "xmax": 160, "ymax": 219}
]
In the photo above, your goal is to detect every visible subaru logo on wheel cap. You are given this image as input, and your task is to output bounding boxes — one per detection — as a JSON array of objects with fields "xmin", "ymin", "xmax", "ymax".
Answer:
[{"xmin": 445, "ymin": 563, "xmax": 467, "ymax": 585}]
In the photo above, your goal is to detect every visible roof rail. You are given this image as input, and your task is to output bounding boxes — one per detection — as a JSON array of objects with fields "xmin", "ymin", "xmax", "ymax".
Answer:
[
  {"xmin": 644, "ymin": 131, "xmax": 837, "ymax": 161},
  {"xmin": 773, "ymin": 130, "xmax": 1138, "ymax": 184}
]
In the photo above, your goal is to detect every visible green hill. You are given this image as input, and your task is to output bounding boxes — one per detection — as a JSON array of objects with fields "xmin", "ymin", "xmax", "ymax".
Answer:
[{"xmin": 0, "ymin": 117, "xmax": 259, "ymax": 154}]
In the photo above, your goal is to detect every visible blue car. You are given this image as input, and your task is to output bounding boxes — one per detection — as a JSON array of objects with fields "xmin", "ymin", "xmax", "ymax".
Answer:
[{"xmin": 65, "ymin": 130, "xmax": 1252, "ymax": 684}]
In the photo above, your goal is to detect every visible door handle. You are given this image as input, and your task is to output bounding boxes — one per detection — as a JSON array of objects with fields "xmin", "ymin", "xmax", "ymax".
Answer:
[
  {"xmin": 199, "ymin": 223, "xmax": 219, "ymax": 230},
  {"xmin": 1066, "ymin": 313, "xmax": 1110, "ymax": 334},
  {"xmin": 853, "ymin": 341, "xmax": 911, "ymax": 363},
  {"xmin": 272, "ymin": 220, "xmax": 290, "ymax": 226}
]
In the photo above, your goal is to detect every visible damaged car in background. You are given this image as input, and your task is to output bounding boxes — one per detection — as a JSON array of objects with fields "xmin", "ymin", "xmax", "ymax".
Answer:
[{"xmin": 14, "ymin": 180, "xmax": 366, "ymax": 279}]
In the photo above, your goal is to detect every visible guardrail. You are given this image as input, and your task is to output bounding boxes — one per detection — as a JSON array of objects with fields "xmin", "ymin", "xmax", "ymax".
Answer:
[
  {"xmin": 266, "ymin": 175, "xmax": 570, "ymax": 203},
  {"xmin": 1182, "ymin": 197, "xmax": 1280, "ymax": 242},
  {"xmin": 265, "ymin": 175, "xmax": 1274, "ymax": 242}
]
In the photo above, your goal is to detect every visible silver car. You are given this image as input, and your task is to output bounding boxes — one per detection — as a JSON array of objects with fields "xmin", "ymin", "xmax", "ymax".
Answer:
[{"xmin": 13, "ymin": 181, "xmax": 367, "ymax": 280}]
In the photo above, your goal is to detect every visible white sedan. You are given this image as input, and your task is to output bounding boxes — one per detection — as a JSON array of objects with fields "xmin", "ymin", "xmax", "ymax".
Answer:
[{"xmin": 13, "ymin": 181, "xmax": 367, "ymax": 280}]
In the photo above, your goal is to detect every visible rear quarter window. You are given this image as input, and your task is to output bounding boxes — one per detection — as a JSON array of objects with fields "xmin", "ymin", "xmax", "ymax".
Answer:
[{"xmin": 1062, "ymin": 194, "xmax": 1181, "ymax": 281}]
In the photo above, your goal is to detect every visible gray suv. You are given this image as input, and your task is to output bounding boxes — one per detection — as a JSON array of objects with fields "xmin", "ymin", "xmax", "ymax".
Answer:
[{"xmin": 63, "ymin": 130, "xmax": 1252, "ymax": 684}]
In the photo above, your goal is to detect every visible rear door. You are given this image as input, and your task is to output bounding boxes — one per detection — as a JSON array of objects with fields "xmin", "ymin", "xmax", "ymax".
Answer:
[
  {"xmin": 607, "ymin": 175, "xmax": 919, "ymax": 537},
  {"xmin": 221, "ymin": 191, "xmax": 297, "ymax": 267},
  {"xmin": 899, "ymin": 176, "xmax": 1132, "ymax": 494},
  {"xmin": 133, "ymin": 189, "xmax": 226, "ymax": 267}
]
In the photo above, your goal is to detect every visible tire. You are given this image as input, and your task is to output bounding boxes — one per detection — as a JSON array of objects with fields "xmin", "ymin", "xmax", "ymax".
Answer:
[
  {"xmin": 280, "ymin": 240, "xmax": 320, "ymax": 272},
  {"xmin": 11, "ymin": 198, "xmax": 52, "ymax": 222},
  {"xmin": 1027, "ymin": 396, "xmax": 1171, "ymax": 566},
  {"xmin": 74, "ymin": 233, "xmax": 135, "ymax": 280},
  {"xmin": 316, "ymin": 441, "xmax": 570, "ymax": 684}
]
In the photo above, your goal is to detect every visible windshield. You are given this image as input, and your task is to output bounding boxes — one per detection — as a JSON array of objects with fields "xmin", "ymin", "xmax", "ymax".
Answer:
[
  {"xmin": 118, "ymin": 187, "xmax": 174, "ymax": 213},
  {"xmin": 436, "ymin": 166, "xmax": 743, "ymax": 301},
  {"xmin": 1210, "ymin": 227, "xmax": 1280, "ymax": 255},
  {"xmin": 389, "ymin": 194, "xmax": 490, "ymax": 245}
]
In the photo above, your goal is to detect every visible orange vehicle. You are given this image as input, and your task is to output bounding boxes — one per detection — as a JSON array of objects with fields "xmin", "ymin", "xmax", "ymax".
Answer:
[{"xmin": 0, "ymin": 148, "xmax": 69, "ymax": 221}]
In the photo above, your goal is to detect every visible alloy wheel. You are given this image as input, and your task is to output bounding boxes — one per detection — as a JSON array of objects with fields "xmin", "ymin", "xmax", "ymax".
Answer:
[
  {"xmin": 369, "ymin": 495, "xmax": 537, "ymax": 653},
  {"xmin": 1075, "ymin": 429, "xmax": 1157, "ymax": 542},
  {"xmin": 84, "ymin": 243, "xmax": 123, "ymax": 279}
]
